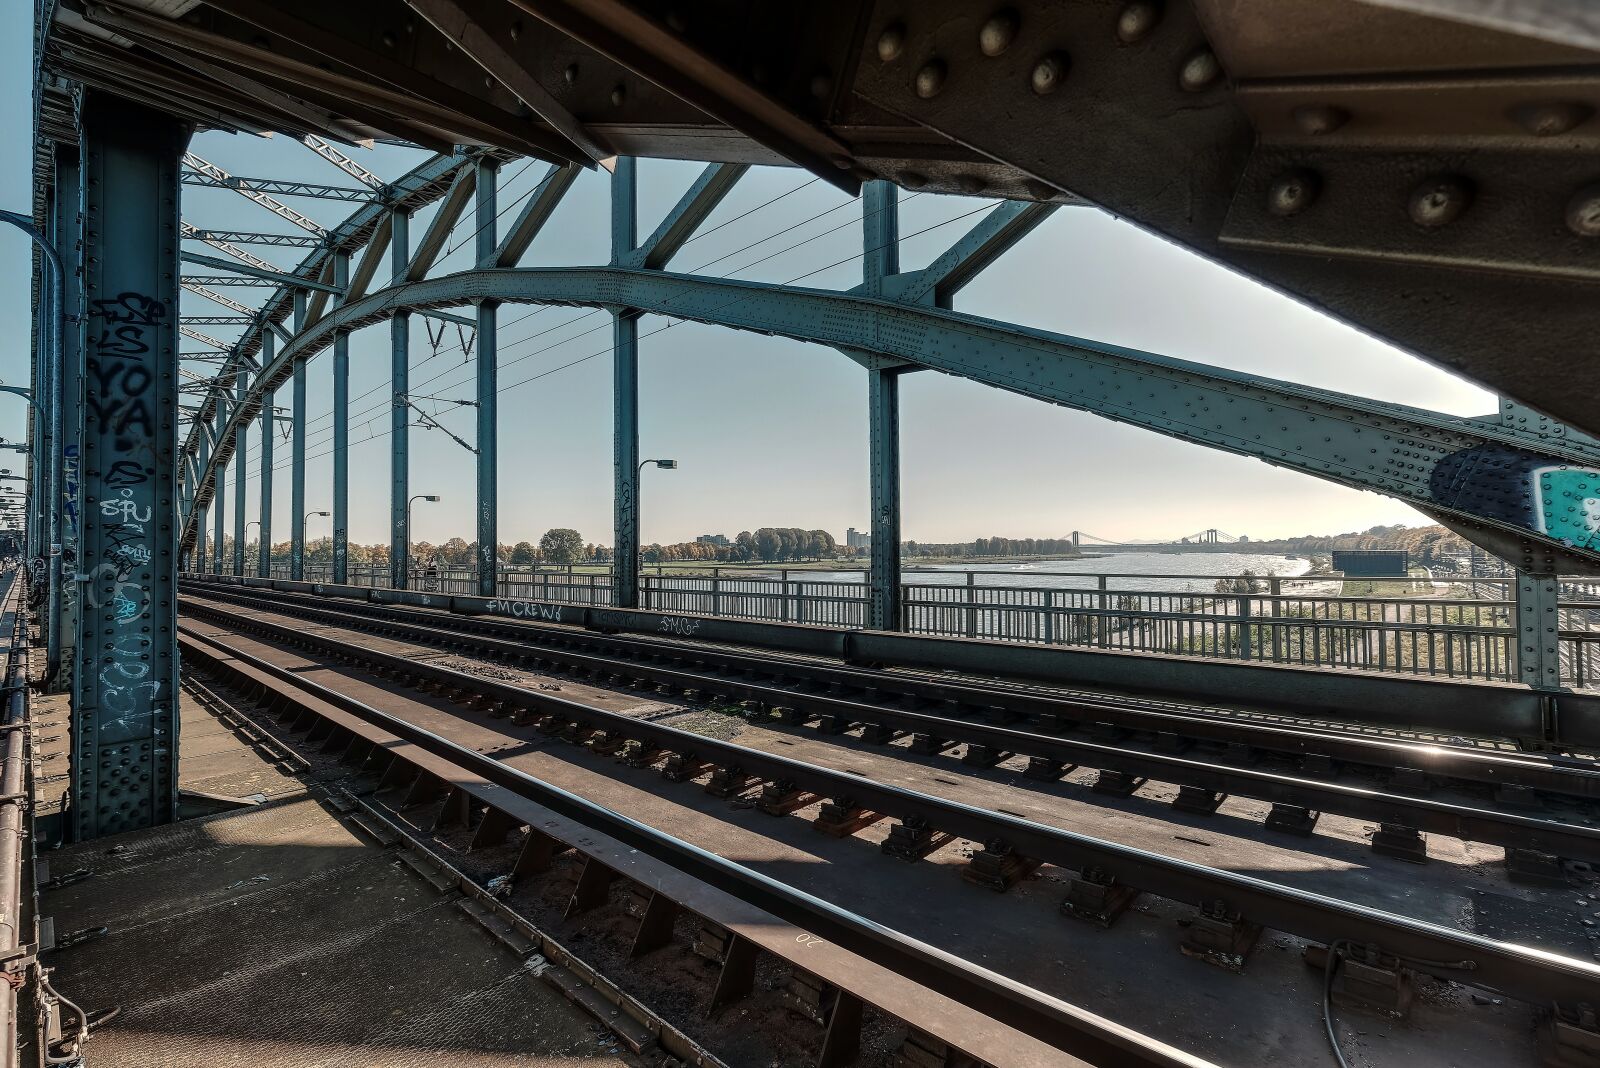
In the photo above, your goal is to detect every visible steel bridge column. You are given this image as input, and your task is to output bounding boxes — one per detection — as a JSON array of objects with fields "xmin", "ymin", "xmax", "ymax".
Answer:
[
  {"xmin": 74, "ymin": 92, "xmax": 186, "ymax": 838},
  {"xmin": 862, "ymin": 181, "xmax": 903, "ymax": 631},
  {"xmin": 868, "ymin": 369, "xmax": 902, "ymax": 631},
  {"xmin": 475, "ymin": 158, "xmax": 499, "ymax": 598},
  {"xmin": 258, "ymin": 331, "xmax": 274, "ymax": 578},
  {"xmin": 195, "ymin": 426, "xmax": 209, "ymax": 573},
  {"xmin": 332, "ymin": 250, "xmax": 350, "ymax": 585},
  {"xmin": 231, "ymin": 366, "xmax": 246, "ymax": 576},
  {"xmin": 51, "ymin": 143, "xmax": 84, "ymax": 693},
  {"xmin": 1516, "ymin": 571, "xmax": 1562, "ymax": 692},
  {"xmin": 290, "ymin": 292, "xmax": 307, "ymax": 580},
  {"xmin": 390, "ymin": 208, "xmax": 410, "ymax": 590},
  {"xmin": 611, "ymin": 159, "xmax": 639, "ymax": 608},
  {"xmin": 211, "ymin": 409, "xmax": 225, "ymax": 574}
]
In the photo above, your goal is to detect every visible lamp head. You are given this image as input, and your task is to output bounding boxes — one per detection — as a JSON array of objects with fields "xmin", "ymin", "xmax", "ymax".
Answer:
[{"xmin": 655, "ymin": 459, "xmax": 678, "ymax": 469}]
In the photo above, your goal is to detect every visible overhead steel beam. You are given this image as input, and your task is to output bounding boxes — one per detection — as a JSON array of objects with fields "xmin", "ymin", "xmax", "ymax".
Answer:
[
  {"xmin": 407, "ymin": 165, "xmax": 477, "ymax": 282},
  {"xmin": 345, "ymin": 214, "xmax": 394, "ymax": 304},
  {"xmin": 179, "ymin": 251, "xmax": 343, "ymax": 295},
  {"xmin": 177, "ymin": 0, "xmax": 582, "ymax": 163},
  {"xmin": 495, "ymin": 163, "xmax": 580, "ymax": 268},
  {"xmin": 183, "ymin": 152, "xmax": 327, "ymax": 235},
  {"xmin": 182, "ymin": 229, "xmax": 323, "ymax": 249},
  {"xmin": 180, "ymin": 170, "xmax": 371, "ymax": 202},
  {"xmin": 885, "ymin": 201, "xmax": 1060, "ymax": 309},
  {"xmin": 621, "ymin": 162, "xmax": 749, "ymax": 271},
  {"xmin": 180, "ymin": 221, "xmax": 282, "ymax": 273},
  {"xmin": 302, "ymin": 135, "xmax": 384, "ymax": 189},
  {"xmin": 178, "ymin": 264, "xmax": 1600, "ymax": 577},
  {"xmin": 81, "ymin": 4, "xmax": 509, "ymax": 157},
  {"xmin": 400, "ymin": 0, "xmax": 612, "ymax": 166},
  {"xmin": 508, "ymin": 0, "xmax": 859, "ymax": 192}
]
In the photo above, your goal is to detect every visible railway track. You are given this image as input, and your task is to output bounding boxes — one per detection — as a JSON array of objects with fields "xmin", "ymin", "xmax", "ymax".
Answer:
[
  {"xmin": 181, "ymin": 584, "xmax": 1600, "ymax": 878},
  {"xmin": 175, "ymin": 595, "xmax": 1600, "ymax": 1028},
  {"xmin": 176, "ymin": 619, "xmax": 1203, "ymax": 1068}
]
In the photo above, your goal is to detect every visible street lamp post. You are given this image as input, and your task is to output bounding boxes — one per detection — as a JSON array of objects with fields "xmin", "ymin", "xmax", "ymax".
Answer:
[
  {"xmin": 404, "ymin": 494, "xmax": 440, "ymax": 590},
  {"xmin": 633, "ymin": 459, "xmax": 677, "ymax": 599},
  {"xmin": 302, "ymin": 510, "xmax": 330, "ymax": 578}
]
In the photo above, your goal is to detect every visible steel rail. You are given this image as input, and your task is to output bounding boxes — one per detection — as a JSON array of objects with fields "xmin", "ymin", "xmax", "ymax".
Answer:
[
  {"xmin": 177, "ymin": 600, "xmax": 1600, "ymax": 1009},
  {"xmin": 173, "ymin": 590, "xmax": 1600, "ymax": 863},
  {"xmin": 174, "ymin": 623, "xmax": 1210, "ymax": 1068},
  {"xmin": 184, "ymin": 583, "xmax": 1600, "ymax": 801}
]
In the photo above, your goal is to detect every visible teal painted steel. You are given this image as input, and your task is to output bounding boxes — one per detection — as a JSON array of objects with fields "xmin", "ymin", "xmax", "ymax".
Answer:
[
  {"xmin": 258, "ymin": 332, "xmax": 274, "ymax": 578},
  {"xmin": 390, "ymin": 208, "xmax": 411, "ymax": 589},
  {"xmin": 860, "ymin": 182, "xmax": 904, "ymax": 632},
  {"xmin": 611, "ymin": 159, "xmax": 640, "ymax": 608},
  {"xmin": 290, "ymin": 291, "xmax": 306, "ymax": 582},
  {"xmin": 475, "ymin": 157, "xmax": 498, "ymax": 598},
  {"xmin": 74, "ymin": 93, "xmax": 186, "ymax": 838},
  {"xmin": 331, "ymin": 250, "xmax": 350, "ymax": 585}
]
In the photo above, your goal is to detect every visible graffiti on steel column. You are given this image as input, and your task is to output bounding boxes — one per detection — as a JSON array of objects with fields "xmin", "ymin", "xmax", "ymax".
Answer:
[
  {"xmin": 85, "ymin": 292, "xmax": 167, "ymax": 741},
  {"xmin": 1430, "ymin": 444, "xmax": 1600, "ymax": 550}
]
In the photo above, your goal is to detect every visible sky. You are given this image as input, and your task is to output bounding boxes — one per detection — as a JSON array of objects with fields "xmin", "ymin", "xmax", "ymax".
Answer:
[{"xmin": 0, "ymin": 16, "xmax": 1501, "ymax": 551}]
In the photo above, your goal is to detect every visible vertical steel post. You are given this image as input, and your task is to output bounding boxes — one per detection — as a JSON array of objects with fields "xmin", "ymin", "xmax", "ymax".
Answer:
[
  {"xmin": 258, "ymin": 330, "xmax": 274, "ymax": 578},
  {"xmin": 332, "ymin": 251, "xmax": 350, "ymax": 584},
  {"xmin": 868, "ymin": 369, "xmax": 902, "ymax": 631},
  {"xmin": 610, "ymin": 159, "xmax": 640, "ymax": 608},
  {"xmin": 195, "ymin": 427, "xmax": 209, "ymax": 574},
  {"xmin": 1516, "ymin": 570, "xmax": 1562, "ymax": 692},
  {"xmin": 231, "ymin": 361, "xmax": 246, "ymax": 576},
  {"xmin": 290, "ymin": 291, "xmax": 307, "ymax": 580},
  {"xmin": 390, "ymin": 208, "xmax": 410, "ymax": 589},
  {"xmin": 861, "ymin": 181, "xmax": 902, "ymax": 631},
  {"xmin": 75, "ymin": 93, "xmax": 186, "ymax": 838},
  {"xmin": 52, "ymin": 143, "xmax": 84, "ymax": 693},
  {"xmin": 475, "ymin": 158, "xmax": 499, "ymax": 597},
  {"xmin": 211, "ymin": 408, "xmax": 225, "ymax": 574}
]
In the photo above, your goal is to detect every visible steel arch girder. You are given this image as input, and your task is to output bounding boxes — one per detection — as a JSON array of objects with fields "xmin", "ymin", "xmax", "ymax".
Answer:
[{"xmin": 178, "ymin": 266, "xmax": 1600, "ymax": 575}]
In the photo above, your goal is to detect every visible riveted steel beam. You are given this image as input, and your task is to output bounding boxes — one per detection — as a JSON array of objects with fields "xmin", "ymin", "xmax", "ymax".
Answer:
[
  {"xmin": 177, "ymin": 265, "xmax": 1600, "ymax": 577},
  {"xmin": 621, "ymin": 162, "xmax": 749, "ymax": 271},
  {"xmin": 884, "ymin": 201, "xmax": 1059, "ymax": 308},
  {"xmin": 407, "ymin": 166, "xmax": 476, "ymax": 282},
  {"xmin": 496, "ymin": 163, "xmax": 580, "ymax": 268},
  {"xmin": 179, "ymin": 252, "xmax": 344, "ymax": 295},
  {"xmin": 401, "ymin": 0, "xmax": 611, "ymax": 167},
  {"xmin": 76, "ymin": 92, "xmax": 186, "ymax": 839}
]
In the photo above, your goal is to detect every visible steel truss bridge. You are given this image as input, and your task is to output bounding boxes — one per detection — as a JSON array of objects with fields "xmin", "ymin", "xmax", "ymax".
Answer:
[{"xmin": 14, "ymin": 2, "xmax": 1600, "ymax": 1067}]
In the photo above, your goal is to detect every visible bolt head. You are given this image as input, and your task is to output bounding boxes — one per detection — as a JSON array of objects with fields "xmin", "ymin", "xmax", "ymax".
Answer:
[
  {"xmin": 877, "ymin": 23, "xmax": 906, "ymax": 62},
  {"xmin": 1566, "ymin": 184, "xmax": 1600, "ymax": 237},
  {"xmin": 1291, "ymin": 103, "xmax": 1349, "ymax": 137},
  {"xmin": 1031, "ymin": 52, "xmax": 1070, "ymax": 95},
  {"xmin": 563, "ymin": 63, "xmax": 579, "ymax": 85},
  {"xmin": 979, "ymin": 10, "xmax": 1020, "ymax": 56},
  {"xmin": 810, "ymin": 72, "xmax": 833, "ymax": 99},
  {"xmin": 1267, "ymin": 169, "xmax": 1319, "ymax": 217},
  {"xmin": 1510, "ymin": 100, "xmax": 1594, "ymax": 137},
  {"xmin": 1178, "ymin": 48, "xmax": 1221, "ymax": 92},
  {"xmin": 914, "ymin": 59, "xmax": 947, "ymax": 99},
  {"xmin": 1116, "ymin": 1, "xmax": 1162, "ymax": 43},
  {"xmin": 1408, "ymin": 175, "xmax": 1473, "ymax": 227},
  {"xmin": 898, "ymin": 171, "xmax": 929, "ymax": 190},
  {"xmin": 957, "ymin": 175, "xmax": 988, "ymax": 195},
  {"xmin": 610, "ymin": 84, "xmax": 627, "ymax": 107}
]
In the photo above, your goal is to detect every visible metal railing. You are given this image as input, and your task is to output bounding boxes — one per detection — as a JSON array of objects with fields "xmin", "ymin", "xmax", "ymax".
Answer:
[{"xmin": 233, "ymin": 562, "xmax": 1600, "ymax": 688}]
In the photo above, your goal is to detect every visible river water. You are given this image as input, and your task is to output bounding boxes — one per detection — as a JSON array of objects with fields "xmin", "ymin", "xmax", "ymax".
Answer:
[{"xmin": 751, "ymin": 551, "xmax": 1317, "ymax": 594}]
